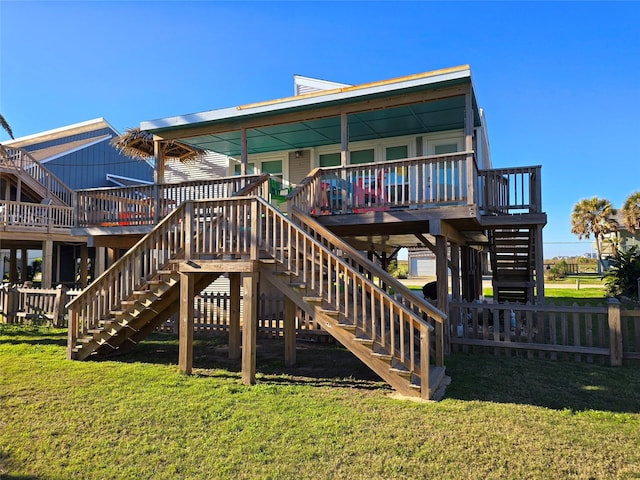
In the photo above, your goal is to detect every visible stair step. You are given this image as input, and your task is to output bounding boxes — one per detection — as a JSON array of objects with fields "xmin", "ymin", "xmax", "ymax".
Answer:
[
  {"xmin": 302, "ymin": 296, "xmax": 323, "ymax": 303},
  {"xmin": 320, "ymin": 309, "xmax": 340, "ymax": 317},
  {"xmin": 87, "ymin": 328, "xmax": 104, "ymax": 334},
  {"xmin": 371, "ymin": 351, "xmax": 393, "ymax": 363},
  {"xmin": 354, "ymin": 337, "xmax": 373, "ymax": 347},
  {"xmin": 336, "ymin": 322, "xmax": 356, "ymax": 332},
  {"xmin": 389, "ymin": 366, "xmax": 412, "ymax": 379}
]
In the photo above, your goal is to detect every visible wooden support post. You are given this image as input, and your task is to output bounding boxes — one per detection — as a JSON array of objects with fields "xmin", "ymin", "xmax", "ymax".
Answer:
[
  {"xmin": 153, "ymin": 139, "xmax": 165, "ymax": 185},
  {"xmin": 464, "ymin": 89, "xmax": 475, "ymax": 205},
  {"xmin": 450, "ymin": 242, "xmax": 460, "ymax": 302},
  {"xmin": 67, "ymin": 306, "xmax": 78, "ymax": 360},
  {"xmin": 420, "ymin": 323, "xmax": 430, "ymax": 400},
  {"xmin": 228, "ymin": 272, "xmax": 241, "ymax": 360},
  {"xmin": 178, "ymin": 272, "xmax": 195, "ymax": 374},
  {"xmin": 80, "ymin": 244, "xmax": 88, "ymax": 288},
  {"xmin": 9, "ymin": 249, "xmax": 17, "ymax": 283},
  {"xmin": 184, "ymin": 202, "xmax": 193, "ymax": 260},
  {"xmin": 284, "ymin": 296, "xmax": 296, "ymax": 367},
  {"xmin": 608, "ymin": 298, "xmax": 623, "ymax": 366},
  {"xmin": 534, "ymin": 225, "xmax": 545, "ymax": 304},
  {"xmin": 340, "ymin": 112, "xmax": 348, "ymax": 211},
  {"xmin": 42, "ymin": 240, "xmax": 53, "ymax": 288},
  {"xmin": 95, "ymin": 247, "xmax": 106, "ymax": 277},
  {"xmin": 435, "ymin": 235, "xmax": 450, "ymax": 354},
  {"xmin": 240, "ymin": 128, "xmax": 248, "ymax": 176},
  {"xmin": 242, "ymin": 272, "xmax": 258, "ymax": 385}
]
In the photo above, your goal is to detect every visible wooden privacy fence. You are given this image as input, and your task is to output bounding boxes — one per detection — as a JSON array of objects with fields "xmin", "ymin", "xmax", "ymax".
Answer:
[
  {"xmin": 449, "ymin": 298, "xmax": 640, "ymax": 365},
  {"xmin": 0, "ymin": 285, "xmax": 81, "ymax": 326},
  {"xmin": 159, "ymin": 292, "xmax": 327, "ymax": 340}
]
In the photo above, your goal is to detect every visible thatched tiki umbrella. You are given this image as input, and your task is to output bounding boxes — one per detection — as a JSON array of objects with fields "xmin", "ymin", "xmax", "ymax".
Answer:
[{"xmin": 111, "ymin": 128, "xmax": 207, "ymax": 183}]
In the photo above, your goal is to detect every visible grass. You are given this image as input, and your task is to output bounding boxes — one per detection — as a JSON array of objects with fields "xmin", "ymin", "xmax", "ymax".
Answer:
[{"xmin": 2, "ymin": 324, "xmax": 640, "ymax": 479}]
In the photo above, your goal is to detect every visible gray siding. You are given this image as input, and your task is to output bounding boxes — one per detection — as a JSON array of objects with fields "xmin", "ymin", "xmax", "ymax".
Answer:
[{"xmin": 165, "ymin": 152, "xmax": 228, "ymax": 184}]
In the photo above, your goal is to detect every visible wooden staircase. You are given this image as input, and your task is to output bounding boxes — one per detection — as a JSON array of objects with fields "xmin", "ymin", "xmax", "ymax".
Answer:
[
  {"xmin": 0, "ymin": 144, "xmax": 74, "ymax": 206},
  {"xmin": 68, "ymin": 193, "xmax": 448, "ymax": 400},
  {"xmin": 489, "ymin": 227, "xmax": 535, "ymax": 303}
]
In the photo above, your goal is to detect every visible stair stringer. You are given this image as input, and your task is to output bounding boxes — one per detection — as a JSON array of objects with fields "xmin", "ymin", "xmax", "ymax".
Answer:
[{"xmin": 261, "ymin": 264, "xmax": 445, "ymax": 399}]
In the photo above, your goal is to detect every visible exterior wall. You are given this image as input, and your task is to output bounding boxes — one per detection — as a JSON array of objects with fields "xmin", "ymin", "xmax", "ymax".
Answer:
[
  {"xmin": 42, "ymin": 137, "xmax": 153, "ymax": 189},
  {"xmin": 164, "ymin": 152, "xmax": 228, "ymax": 184}
]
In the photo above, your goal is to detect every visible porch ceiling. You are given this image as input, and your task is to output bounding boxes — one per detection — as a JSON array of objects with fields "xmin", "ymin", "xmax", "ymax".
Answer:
[{"xmin": 180, "ymin": 97, "xmax": 472, "ymax": 157}]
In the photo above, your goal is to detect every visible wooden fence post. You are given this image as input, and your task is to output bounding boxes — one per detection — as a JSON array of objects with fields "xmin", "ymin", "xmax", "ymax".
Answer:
[
  {"xmin": 52, "ymin": 285, "xmax": 65, "ymax": 327},
  {"xmin": 608, "ymin": 298, "xmax": 623, "ymax": 366},
  {"xmin": 67, "ymin": 306, "xmax": 77, "ymax": 360},
  {"xmin": 420, "ymin": 324, "xmax": 430, "ymax": 400}
]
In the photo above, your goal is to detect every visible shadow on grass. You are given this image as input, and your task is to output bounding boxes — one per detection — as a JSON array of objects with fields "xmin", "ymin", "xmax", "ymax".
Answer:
[
  {"xmin": 103, "ymin": 332, "xmax": 387, "ymax": 392},
  {"xmin": 445, "ymin": 352, "xmax": 640, "ymax": 413},
  {"xmin": 0, "ymin": 449, "xmax": 54, "ymax": 480}
]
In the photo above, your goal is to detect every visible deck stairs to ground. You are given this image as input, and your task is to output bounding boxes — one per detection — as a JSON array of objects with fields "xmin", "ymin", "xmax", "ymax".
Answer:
[
  {"xmin": 68, "ymin": 191, "xmax": 448, "ymax": 399},
  {"xmin": 488, "ymin": 227, "xmax": 535, "ymax": 303},
  {"xmin": 0, "ymin": 144, "xmax": 74, "ymax": 206},
  {"xmin": 68, "ymin": 176, "xmax": 270, "ymax": 360}
]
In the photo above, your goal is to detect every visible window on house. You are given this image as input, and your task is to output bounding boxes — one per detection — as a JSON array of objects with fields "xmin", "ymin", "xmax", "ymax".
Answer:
[
  {"xmin": 434, "ymin": 143, "xmax": 458, "ymax": 155},
  {"xmin": 350, "ymin": 149, "xmax": 375, "ymax": 165},
  {"xmin": 385, "ymin": 145, "xmax": 408, "ymax": 161},
  {"xmin": 261, "ymin": 160, "xmax": 284, "ymax": 193},
  {"xmin": 319, "ymin": 153, "xmax": 341, "ymax": 167},
  {"xmin": 234, "ymin": 163, "xmax": 255, "ymax": 175}
]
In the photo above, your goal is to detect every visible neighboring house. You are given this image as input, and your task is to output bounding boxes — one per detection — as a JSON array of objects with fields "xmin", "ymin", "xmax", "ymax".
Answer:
[
  {"xmin": 5, "ymin": 118, "xmax": 153, "ymax": 189},
  {"xmin": 0, "ymin": 118, "xmax": 153, "ymax": 287}
]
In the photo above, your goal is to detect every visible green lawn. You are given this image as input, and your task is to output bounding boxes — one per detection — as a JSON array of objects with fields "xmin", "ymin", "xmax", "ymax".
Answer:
[{"xmin": 1, "ymin": 325, "xmax": 639, "ymax": 479}]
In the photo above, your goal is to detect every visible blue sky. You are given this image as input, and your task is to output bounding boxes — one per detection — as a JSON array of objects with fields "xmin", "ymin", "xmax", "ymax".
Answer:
[{"xmin": 1, "ymin": 1, "xmax": 639, "ymax": 258}]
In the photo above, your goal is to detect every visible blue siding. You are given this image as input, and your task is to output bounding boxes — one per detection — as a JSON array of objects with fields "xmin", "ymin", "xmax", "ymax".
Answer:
[
  {"xmin": 22, "ymin": 125, "xmax": 153, "ymax": 189},
  {"xmin": 43, "ymin": 138, "xmax": 153, "ymax": 189}
]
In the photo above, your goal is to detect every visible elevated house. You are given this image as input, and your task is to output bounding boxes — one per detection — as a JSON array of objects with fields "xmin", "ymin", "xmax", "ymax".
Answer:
[
  {"xmin": 0, "ymin": 118, "xmax": 153, "ymax": 287},
  {"xmin": 65, "ymin": 65, "xmax": 547, "ymax": 399}
]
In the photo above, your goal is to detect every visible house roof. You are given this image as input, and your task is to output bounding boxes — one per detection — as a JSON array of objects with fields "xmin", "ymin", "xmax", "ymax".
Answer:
[
  {"xmin": 3, "ymin": 118, "xmax": 118, "ymax": 149},
  {"xmin": 141, "ymin": 65, "xmax": 482, "ymax": 157},
  {"xmin": 27, "ymin": 135, "xmax": 112, "ymax": 163}
]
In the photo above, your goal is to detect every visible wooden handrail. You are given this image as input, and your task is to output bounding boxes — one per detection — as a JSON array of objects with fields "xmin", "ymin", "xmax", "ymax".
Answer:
[
  {"xmin": 75, "ymin": 174, "xmax": 269, "ymax": 227},
  {"xmin": 0, "ymin": 144, "xmax": 75, "ymax": 207},
  {"xmin": 290, "ymin": 206, "xmax": 446, "ymax": 322}
]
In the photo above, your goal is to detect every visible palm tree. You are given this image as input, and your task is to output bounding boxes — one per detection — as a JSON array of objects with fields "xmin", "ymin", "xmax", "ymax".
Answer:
[
  {"xmin": 0, "ymin": 113, "xmax": 15, "ymax": 140},
  {"xmin": 571, "ymin": 197, "xmax": 618, "ymax": 271},
  {"xmin": 621, "ymin": 191, "xmax": 640, "ymax": 233}
]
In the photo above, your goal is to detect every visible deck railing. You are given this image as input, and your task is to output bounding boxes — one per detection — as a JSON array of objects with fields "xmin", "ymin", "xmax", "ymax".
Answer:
[
  {"xmin": 0, "ymin": 200, "xmax": 75, "ymax": 231},
  {"xmin": 290, "ymin": 206, "xmax": 446, "ymax": 364},
  {"xmin": 478, "ymin": 166, "xmax": 542, "ymax": 215},
  {"xmin": 0, "ymin": 145, "xmax": 75, "ymax": 206},
  {"xmin": 288, "ymin": 152, "xmax": 476, "ymax": 215},
  {"xmin": 75, "ymin": 174, "xmax": 269, "ymax": 227}
]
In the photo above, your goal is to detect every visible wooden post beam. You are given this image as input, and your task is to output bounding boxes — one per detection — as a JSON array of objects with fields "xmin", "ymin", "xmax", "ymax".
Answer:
[
  {"xmin": 178, "ymin": 272, "xmax": 195, "ymax": 374},
  {"xmin": 242, "ymin": 272, "xmax": 258, "ymax": 385},
  {"xmin": 228, "ymin": 272, "xmax": 241, "ymax": 360},
  {"xmin": 435, "ymin": 234, "xmax": 450, "ymax": 354},
  {"xmin": 42, "ymin": 240, "xmax": 53, "ymax": 288}
]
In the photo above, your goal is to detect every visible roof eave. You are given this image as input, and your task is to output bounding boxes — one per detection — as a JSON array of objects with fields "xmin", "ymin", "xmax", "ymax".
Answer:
[{"xmin": 141, "ymin": 66, "xmax": 473, "ymax": 134}]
